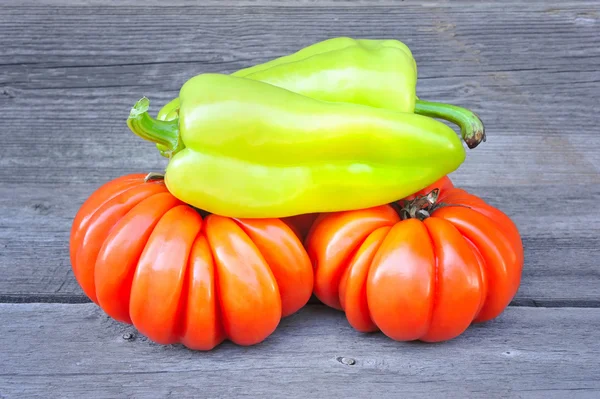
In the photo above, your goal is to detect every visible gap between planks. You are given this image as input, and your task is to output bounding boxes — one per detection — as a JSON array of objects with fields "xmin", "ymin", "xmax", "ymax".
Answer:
[{"xmin": 1, "ymin": 294, "xmax": 600, "ymax": 308}]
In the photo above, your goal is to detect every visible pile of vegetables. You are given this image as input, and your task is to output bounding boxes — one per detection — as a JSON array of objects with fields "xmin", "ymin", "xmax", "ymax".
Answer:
[{"xmin": 70, "ymin": 37, "xmax": 523, "ymax": 350}]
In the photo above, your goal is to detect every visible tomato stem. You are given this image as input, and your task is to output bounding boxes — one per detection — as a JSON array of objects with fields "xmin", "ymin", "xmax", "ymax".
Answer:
[
  {"xmin": 395, "ymin": 189, "xmax": 441, "ymax": 221},
  {"xmin": 394, "ymin": 188, "xmax": 474, "ymax": 221}
]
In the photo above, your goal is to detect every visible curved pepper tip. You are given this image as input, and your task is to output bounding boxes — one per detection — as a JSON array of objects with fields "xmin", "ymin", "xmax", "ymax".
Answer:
[
  {"xmin": 415, "ymin": 99, "xmax": 486, "ymax": 150},
  {"xmin": 464, "ymin": 114, "xmax": 486, "ymax": 149},
  {"xmin": 129, "ymin": 96, "xmax": 151, "ymax": 119}
]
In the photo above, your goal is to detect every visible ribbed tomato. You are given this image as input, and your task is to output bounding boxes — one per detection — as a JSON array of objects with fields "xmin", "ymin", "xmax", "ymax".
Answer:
[
  {"xmin": 305, "ymin": 177, "xmax": 523, "ymax": 342},
  {"xmin": 70, "ymin": 173, "xmax": 313, "ymax": 350}
]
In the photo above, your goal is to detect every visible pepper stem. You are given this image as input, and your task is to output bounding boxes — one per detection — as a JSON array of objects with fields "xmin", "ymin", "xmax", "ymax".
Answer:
[
  {"xmin": 415, "ymin": 100, "xmax": 486, "ymax": 149},
  {"xmin": 127, "ymin": 97, "xmax": 181, "ymax": 157}
]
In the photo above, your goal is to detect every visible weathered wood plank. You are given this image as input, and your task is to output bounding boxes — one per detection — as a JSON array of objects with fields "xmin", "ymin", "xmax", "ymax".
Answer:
[
  {"xmin": 0, "ymin": 0, "xmax": 598, "ymax": 8},
  {"xmin": 0, "ymin": 2, "xmax": 599, "ymax": 303},
  {"xmin": 0, "ymin": 304, "xmax": 598, "ymax": 398}
]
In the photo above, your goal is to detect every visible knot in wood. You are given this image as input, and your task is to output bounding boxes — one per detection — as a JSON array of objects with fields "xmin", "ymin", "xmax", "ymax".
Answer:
[
  {"xmin": 336, "ymin": 356, "xmax": 356, "ymax": 366},
  {"xmin": 122, "ymin": 332, "xmax": 135, "ymax": 341}
]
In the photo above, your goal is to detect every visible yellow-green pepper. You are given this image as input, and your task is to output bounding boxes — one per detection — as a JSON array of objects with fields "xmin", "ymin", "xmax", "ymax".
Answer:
[
  {"xmin": 156, "ymin": 37, "xmax": 485, "ymax": 154},
  {"xmin": 158, "ymin": 37, "xmax": 417, "ymax": 121},
  {"xmin": 127, "ymin": 73, "xmax": 475, "ymax": 218}
]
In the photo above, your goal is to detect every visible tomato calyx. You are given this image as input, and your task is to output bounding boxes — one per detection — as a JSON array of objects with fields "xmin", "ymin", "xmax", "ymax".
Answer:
[
  {"xmin": 392, "ymin": 188, "xmax": 473, "ymax": 221},
  {"xmin": 392, "ymin": 189, "xmax": 443, "ymax": 221}
]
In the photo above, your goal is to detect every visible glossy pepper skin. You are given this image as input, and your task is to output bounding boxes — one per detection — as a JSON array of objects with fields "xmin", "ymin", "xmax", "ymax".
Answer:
[
  {"xmin": 305, "ymin": 177, "xmax": 524, "ymax": 342},
  {"xmin": 127, "ymin": 73, "xmax": 470, "ymax": 218},
  {"xmin": 69, "ymin": 174, "xmax": 313, "ymax": 349},
  {"xmin": 157, "ymin": 37, "xmax": 417, "ymax": 122},
  {"xmin": 155, "ymin": 37, "xmax": 485, "ymax": 154}
]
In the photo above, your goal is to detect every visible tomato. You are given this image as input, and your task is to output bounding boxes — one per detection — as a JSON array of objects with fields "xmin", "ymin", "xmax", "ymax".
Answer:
[
  {"xmin": 305, "ymin": 177, "xmax": 524, "ymax": 342},
  {"xmin": 70, "ymin": 174, "xmax": 313, "ymax": 350}
]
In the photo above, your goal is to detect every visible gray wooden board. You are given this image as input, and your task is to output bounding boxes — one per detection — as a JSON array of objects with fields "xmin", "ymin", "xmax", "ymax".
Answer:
[
  {"xmin": 1, "ymin": 1, "xmax": 599, "ymax": 304},
  {"xmin": 0, "ymin": 303, "xmax": 599, "ymax": 398}
]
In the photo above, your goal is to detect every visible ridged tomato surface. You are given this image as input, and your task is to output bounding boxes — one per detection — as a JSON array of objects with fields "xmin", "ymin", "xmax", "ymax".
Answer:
[
  {"xmin": 306, "ymin": 177, "xmax": 523, "ymax": 342},
  {"xmin": 70, "ymin": 174, "xmax": 313, "ymax": 350}
]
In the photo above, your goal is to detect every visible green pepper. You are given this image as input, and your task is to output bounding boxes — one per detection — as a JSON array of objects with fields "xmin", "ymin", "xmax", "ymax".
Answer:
[
  {"xmin": 127, "ymin": 73, "xmax": 477, "ymax": 218},
  {"xmin": 155, "ymin": 37, "xmax": 485, "ymax": 155}
]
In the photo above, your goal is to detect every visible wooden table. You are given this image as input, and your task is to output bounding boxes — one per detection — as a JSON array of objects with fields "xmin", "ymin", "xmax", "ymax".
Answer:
[{"xmin": 1, "ymin": 1, "xmax": 599, "ymax": 397}]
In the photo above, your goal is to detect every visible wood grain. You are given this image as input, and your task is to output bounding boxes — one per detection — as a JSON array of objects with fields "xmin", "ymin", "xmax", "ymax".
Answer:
[
  {"xmin": 0, "ymin": 303, "xmax": 599, "ymax": 398},
  {"xmin": 1, "ymin": 0, "xmax": 599, "ymax": 7},
  {"xmin": 0, "ymin": 1, "xmax": 599, "ymax": 304},
  {"xmin": 0, "ymin": 2, "xmax": 599, "ymax": 397}
]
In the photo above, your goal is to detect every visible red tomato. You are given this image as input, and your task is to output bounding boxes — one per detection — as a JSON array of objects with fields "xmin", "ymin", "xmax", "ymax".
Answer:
[
  {"xmin": 305, "ymin": 177, "xmax": 523, "ymax": 342},
  {"xmin": 70, "ymin": 174, "xmax": 314, "ymax": 350}
]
